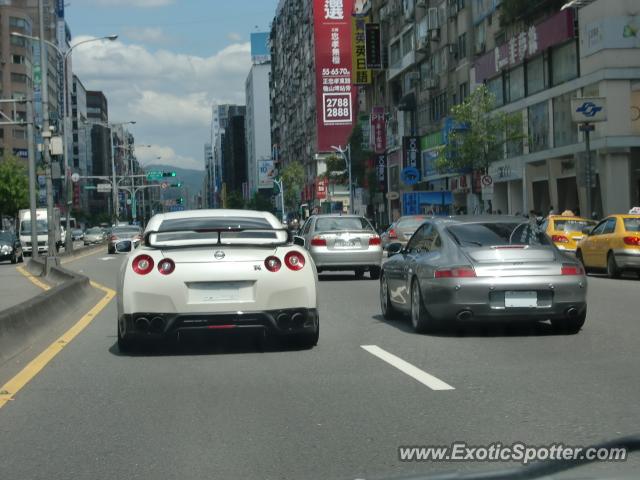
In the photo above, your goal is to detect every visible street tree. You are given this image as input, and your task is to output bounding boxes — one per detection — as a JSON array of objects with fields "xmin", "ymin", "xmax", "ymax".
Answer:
[
  {"xmin": 247, "ymin": 191, "xmax": 274, "ymax": 212},
  {"xmin": 226, "ymin": 190, "xmax": 245, "ymax": 209},
  {"xmin": 281, "ymin": 161, "xmax": 304, "ymax": 210},
  {"xmin": 0, "ymin": 156, "xmax": 29, "ymax": 221},
  {"xmin": 437, "ymin": 85, "xmax": 524, "ymax": 174}
]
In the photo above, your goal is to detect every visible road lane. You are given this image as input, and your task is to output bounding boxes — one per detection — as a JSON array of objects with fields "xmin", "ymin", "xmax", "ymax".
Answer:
[{"xmin": 0, "ymin": 256, "xmax": 639, "ymax": 479}]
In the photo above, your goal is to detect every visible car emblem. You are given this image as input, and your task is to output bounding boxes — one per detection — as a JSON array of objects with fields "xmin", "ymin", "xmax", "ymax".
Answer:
[{"xmin": 214, "ymin": 250, "xmax": 225, "ymax": 260}]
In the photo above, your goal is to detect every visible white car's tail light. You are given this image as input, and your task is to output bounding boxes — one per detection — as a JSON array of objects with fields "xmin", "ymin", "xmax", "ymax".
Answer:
[
  {"xmin": 284, "ymin": 251, "xmax": 305, "ymax": 271},
  {"xmin": 132, "ymin": 254, "xmax": 154, "ymax": 275},
  {"xmin": 434, "ymin": 266, "xmax": 476, "ymax": 278},
  {"xmin": 310, "ymin": 236, "xmax": 326, "ymax": 246},
  {"xmin": 561, "ymin": 263, "xmax": 584, "ymax": 276},
  {"xmin": 264, "ymin": 256, "xmax": 282, "ymax": 272},
  {"xmin": 369, "ymin": 235, "xmax": 381, "ymax": 246},
  {"xmin": 157, "ymin": 258, "xmax": 175, "ymax": 275}
]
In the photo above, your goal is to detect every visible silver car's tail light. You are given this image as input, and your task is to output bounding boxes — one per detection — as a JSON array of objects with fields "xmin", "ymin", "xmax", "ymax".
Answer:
[
  {"xmin": 388, "ymin": 228, "xmax": 397, "ymax": 239},
  {"xmin": 132, "ymin": 254, "xmax": 154, "ymax": 275},
  {"xmin": 157, "ymin": 258, "xmax": 175, "ymax": 275},
  {"xmin": 434, "ymin": 266, "xmax": 476, "ymax": 278},
  {"xmin": 369, "ymin": 235, "xmax": 381, "ymax": 246},
  {"xmin": 285, "ymin": 251, "xmax": 305, "ymax": 271},
  {"xmin": 310, "ymin": 236, "xmax": 326, "ymax": 246},
  {"xmin": 561, "ymin": 263, "xmax": 584, "ymax": 276},
  {"xmin": 265, "ymin": 256, "xmax": 282, "ymax": 272}
]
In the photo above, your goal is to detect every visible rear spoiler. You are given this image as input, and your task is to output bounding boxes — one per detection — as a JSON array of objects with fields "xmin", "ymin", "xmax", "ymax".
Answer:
[{"xmin": 143, "ymin": 227, "xmax": 290, "ymax": 249}]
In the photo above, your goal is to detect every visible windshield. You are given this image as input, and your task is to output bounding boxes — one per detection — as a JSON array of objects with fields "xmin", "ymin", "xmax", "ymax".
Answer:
[
  {"xmin": 20, "ymin": 220, "xmax": 47, "ymax": 235},
  {"xmin": 553, "ymin": 219, "xmax": 596, "ymax": 232},
  {"xmin": 315, "ymin": 217, "xmax": 373, "ymax": 232},
  {"xmin": 87, "ymin": 228, "xmax": 102, "ymax": 234},
  {"xmin": 447, "ymin": 222, "xmax": 550, "ymax": 247},
  {"xmin": 0, "ymin": 232, "xmax": 14, "ymax": 243},
  {"xmin": 623, "ymin": 218, "xmax": 640, "ymax": 232},
  {"xmin": 396, "ymin": 217, "xmax": 426, "ymax": 229}
]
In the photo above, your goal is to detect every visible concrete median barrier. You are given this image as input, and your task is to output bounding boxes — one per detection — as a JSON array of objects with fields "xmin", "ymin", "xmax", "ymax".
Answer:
[{"xmin": 0, "ymin": 256, "xmax": 93, "ymax": 367}]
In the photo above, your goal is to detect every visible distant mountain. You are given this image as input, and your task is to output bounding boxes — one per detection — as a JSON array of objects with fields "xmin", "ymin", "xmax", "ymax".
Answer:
[{"xmin": 144, "ymin": 164, "xmax": 204, "ymax": 200}]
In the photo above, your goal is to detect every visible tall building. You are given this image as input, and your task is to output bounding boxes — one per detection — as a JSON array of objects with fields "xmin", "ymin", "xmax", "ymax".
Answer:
[
  {"xmin": 203, "ymin": 142, "xmax": 213, "ymax": 207},
  {"xmin": 245, "ymin": 32, "xmax": 273, "ymax": 197},
  {"xmin": 86, "ymin": 90, "xmax": 111, "ymax": 216},
  {"xmin": 71, "ymin": 75, "xmax": 90, "ymax": 213},
  {"xmin": 222, "ymin": 113, "xmax": 247, "ymax": 196},
  {"xmin": 209, "ymin": 104, "xmax": 245, "ymax": 206}
]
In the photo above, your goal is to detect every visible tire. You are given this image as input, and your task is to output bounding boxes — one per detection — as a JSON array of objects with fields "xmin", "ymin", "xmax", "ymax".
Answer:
[
  {"xmin": 552, "ymin": 309, "xmax": 587, "ymax": 334},
  {"xmin": 18, "ymin": 253, "xmax": 24, "ymax": 263},
  {"xmin": 117, "ymin": 317, "xmax": 137, "ymax": 353},
  {"xmin": 410, "ymin": 278, "xmax": 438, "ymax": 333},
  {"xmin": 380, "ymin": 273, "xmax": 399, "ymax": 320},
  {"xmin": 607, "ymin": 252, "xmax": 620, "ymax": 279},
  {"xmin": 354, "ymin": 268, "xmax": 365, "ymax": 280},
  {"xmin": 369, "ymin": 266, "xmax": 381, "ymax": 280},
  {"xmin": 10, "ymin": 254, "xmax": 17, "ymax": 264}
]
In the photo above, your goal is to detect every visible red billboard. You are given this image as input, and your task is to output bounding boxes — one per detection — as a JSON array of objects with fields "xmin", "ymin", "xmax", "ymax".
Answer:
[{"xmin": 314, "ymin": 0, "xmax": 356, "ymax": 152}]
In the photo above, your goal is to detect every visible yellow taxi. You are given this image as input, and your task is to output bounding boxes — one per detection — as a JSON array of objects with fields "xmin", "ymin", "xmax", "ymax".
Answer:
[
  {"xmin": 576, "ymin": 212, "xmax": 640, "ymax": 278},
  {"xmin": 542, "ymin": 213, "xmax": 597, "ymax": 254}
]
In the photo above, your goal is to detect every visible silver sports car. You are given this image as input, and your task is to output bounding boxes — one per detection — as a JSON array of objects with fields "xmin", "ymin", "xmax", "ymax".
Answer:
[{"xmin": 380, "ymin": 216, "xmax": 588, "ymax": 333}]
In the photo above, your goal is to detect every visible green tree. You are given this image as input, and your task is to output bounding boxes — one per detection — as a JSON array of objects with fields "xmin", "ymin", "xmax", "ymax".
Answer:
[
  {"xmin": 281, "ymin": 161, "xmax": 304, "ymax": 210},
  {"xmin": 0, "ymin": 156, "xmax": 29, "ymax": 220},
  {"xmin": 437, "ymin": 85, "xmax": 524, "ymax": 173},
  {"xmin": 226, "ymin": 190, "xmax": 245, "ymax": 209},
  {"xmin": 247, "ymin": 191, "xmax": 274, "ymax": 212}
]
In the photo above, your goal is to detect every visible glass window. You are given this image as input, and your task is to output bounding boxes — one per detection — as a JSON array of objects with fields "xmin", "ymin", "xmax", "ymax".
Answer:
[
  {"xmin": 459, "ymin": 82, "xmax": 468, "ymax": 103},
  {"xmin": 590, "ymin": 220, "xmax": 607, "ymax": 236},
  {"xmin": 11, "ymin": 73, "xmax": 27, "ymax": 83},
  {"xmin": 10, "ymin": 35, "xmax": 26, "ymax": 47},
  {"xmin": 526, "ymin": 54, "xmax": 548, "ymax": 95},
  {"xmin": 9, "ymin": 17, "xmax": 28, "ymax": 29},
  {"xmin": 553, "ymin": 91, "xmax": 578, "ymax": 148},
  {"xmin": 551, "ymin": 41, "xmax": 578, "ymax": 86},
  {"xmin": 13, "ymin": 129, "xmax": 27, "ymax": 139},
  {"xmin": 407, "ymin": 224, "xmax": 433, "ymax": 252},
  {"xmin": 457, "ymin": 32, "xmax": 467, "ymax": 59},
  {"xmin": 507, "ymin": 65, "xmax": 525, "ymax": 102},
  {"xmin": 402, "ymin": 28, "xmax": 414, "ymax": 56},
  {"xmin": 447, "ymin": 222, "xmax": 550, "ymax": 246},
  {"xmin": 553, "ymin": 219, "xmax": 596, "ymax": 232},
  {"xmin": 528, "ymin": 101, "xmax": 549, "ymax": 153},
  {"xmin": 602, "ymin": 217, "xmax": 617, "ymax": 234},
  {"xmin": 623, "ymin": 218, "xmax": 640, "ymax": 232},
  {"xmin": 390, "ymin": 40, "xmax": 401, "ymax": 67},
  {"xmin": 486, "ymin": 75, "xmax": 504, "ymax": 107},
  {"xmin": 11, "ymin": 55, "xmax": 25, "ymax": 64},
  {"xmin": 397, "ymin": 216, "xmax": 427, "ymax": 229},
  {"xmin": 315, "ymin": 217, "xmax": 373, "ymax": 232}
]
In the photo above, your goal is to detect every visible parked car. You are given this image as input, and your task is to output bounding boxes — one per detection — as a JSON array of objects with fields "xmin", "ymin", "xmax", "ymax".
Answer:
[
  {"xmin": 71, "ymin": 228, "xmax": 85, "ymax": 241},
  {"xmin": 576, "ymin": 213, "xmax": 640, "ymax": 278},
  {"xmin": 380, "ymin": 215, "xmax": 427, "ymax": 249},
  {"xmin": 84, "ymin": 227, "xmax": 106, "ymax": 245},
  {"xmin": 0, "ymin": 231, "xmax": 24, "ymax": 264},
  {"xmin": 541, "ymin": 214, "xmax": 596, "ymax": 255},
  {"xmin": 108, "ymin": 225, "xmax": 142, "ymax": 254},
  {"xmin": 116, "ymin": 209, "xmax": 319, "ymax": 351},
  {"xmin": 380, "ymin": 216, "xmax": 587, "ymax": 333},
  {"xmin": 294, "ymin": 214, "xmax": 383, "ymax": 279}
]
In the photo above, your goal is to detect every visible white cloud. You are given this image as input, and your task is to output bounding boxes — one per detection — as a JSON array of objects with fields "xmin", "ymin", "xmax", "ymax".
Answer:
[
  {"xmin": 136, "ymin": 144, "xmax": 202, "ymax": 171},
  {"xmin": 123, "ymin": 27, "xmax": 173, "ymax": 45},
  {"xmin": 227, "ymin": 32, "xmax": 242, "ymax": 42},
  {"xmin": 72, "ymin": 37, "xmax": 252, "ymax": 173},
  {"xmin": 83, "ymin": 0, "xmax": 174, "ymax": 7}
]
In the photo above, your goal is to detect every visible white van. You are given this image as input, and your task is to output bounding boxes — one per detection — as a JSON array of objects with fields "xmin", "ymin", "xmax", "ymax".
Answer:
[{"xmin": 19, "ymin": 208, "xmax": 61, "ymax": 255}]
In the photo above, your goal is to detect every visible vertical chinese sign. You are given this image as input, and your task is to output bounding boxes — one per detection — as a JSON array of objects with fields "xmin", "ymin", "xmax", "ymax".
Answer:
[
  {"xmin": 314, "ymin": 0, "xmax": 356, "ymax": 152},
  {"xmin": 364, "ymin": 23, "xmax": 382, "ymax": 69},
  {"xmin": 351, "ymin": 16, "xmax": 370, "ymax": 85},
  {"xmin": 370, "ymin": 106, "xmax": 386, "ymax": 154}
]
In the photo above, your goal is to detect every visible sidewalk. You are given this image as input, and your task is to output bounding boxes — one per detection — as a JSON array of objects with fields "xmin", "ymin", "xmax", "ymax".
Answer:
[{"xmin": 0, "ymin": 262, "xmax": 49, "ymax": 311}]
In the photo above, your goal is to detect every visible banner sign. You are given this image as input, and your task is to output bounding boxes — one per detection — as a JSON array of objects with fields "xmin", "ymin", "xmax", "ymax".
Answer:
[
  {"xmin": 403, "ymin": 136, "xmax": 420, "ymax": 169},
  {"xmin": 364, "ymin": 23, "xmax": 382, "ymax": 69},
  {"xmin": 371, "ymin": 106, "xmax": 386, "ymax": 154},
  {"xmin": 352, "ymin": 16, "xmax": 370, "ymax": 84},
  {"xmin": 258, "ymin": 159, "xmax": 276, "ymax": 189},
  {"xmin": 316, "ymin": 177, "xmax": 328, "ymax": 200},
  {"xmin": 376, "ymin": 154, "xmax": 387, "ymax": 193},
  {"xmin": 314, "ymin": 0, "xmax": 356, "ymax": 152}
]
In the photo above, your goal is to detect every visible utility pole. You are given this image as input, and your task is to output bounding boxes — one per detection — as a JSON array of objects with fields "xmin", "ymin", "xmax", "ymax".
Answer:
[
  {"xmin": 26, "ymin": 98, "xmax": 38, "ymax": 257},
  {"xmin": 39, "ymin": 0, "xmax": 56, "ymax": 261},
  {"xmin": 331, "ymin": 144, "xmax": 353, "ymax": 214},
  {"xmin": 581, "ymin": 123, "xmax": 594, "ymax": 218}
]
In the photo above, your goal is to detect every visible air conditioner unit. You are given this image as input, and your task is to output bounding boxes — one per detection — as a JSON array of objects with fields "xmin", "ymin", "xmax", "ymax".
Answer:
[{"xmin": 430, "ymin": 28, "xmax": 441, "ymax": 42}]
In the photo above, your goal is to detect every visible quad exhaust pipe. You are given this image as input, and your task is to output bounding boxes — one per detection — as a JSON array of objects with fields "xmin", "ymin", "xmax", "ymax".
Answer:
[
  {"xmin": 456, "ymin": 310, "xmax": 473, "ymax": 322},
  {"xmin": 291, "ymin": 312, "xmax": 304, "ymax": 325},
  {"xmin": 135, "ymin": 317, "xmax": 150, "ymax": 332},
  {"xmin": 565, "ymin": 307, "xmax": 578, "ymax": 318},
  {"xmin": 150, "ymin": 316, "xmax": 165, "ymax": 333}
]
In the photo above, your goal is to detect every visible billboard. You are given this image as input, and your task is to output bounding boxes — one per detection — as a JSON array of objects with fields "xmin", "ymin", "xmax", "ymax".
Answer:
[
  {"xmin": 403, "ymin": 136, "xmax": 420, "ymax": 169},
  {"xmin": 258, "ymin": 159, "xmax": 275, "ymax": 189},
  {"xmin": 351, "ymin": 16, "xmax": 370, "ymax": 84},
  {"xmin": 365, "ymin": 23, "xmax": 382, "ymax": 69},
  {"xmin": 313, "ymin": 0, "xmax": 356, "ymax": 152},
  {"xmin": 371, "ymin": 106, "xmax": 385, "ymax": 153},
  {"xmin": 250, "ymin": 32, "xmax": 270, "ymax": 64}
]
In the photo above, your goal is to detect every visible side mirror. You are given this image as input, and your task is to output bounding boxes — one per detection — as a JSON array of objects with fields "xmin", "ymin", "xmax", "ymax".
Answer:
[
  {"xmin": 293, "ymin": 236, "xmax": 305, "ymax": 247},
  {"xmin": 387, "ymin": 242, "xmax": 403, "ymax": 257},
  {"xmin": 581, "ymin": 226, "xmax": 593, "ymax": 235}
]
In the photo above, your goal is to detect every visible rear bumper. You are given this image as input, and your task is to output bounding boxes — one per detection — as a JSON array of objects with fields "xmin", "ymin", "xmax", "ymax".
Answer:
[
  {"xmin": 613, "ymin": 249, "xmax": 640, "ymax": 269},
  {"xmin": 120, "ymin": 308, "xmax": 319, "ymax": 339},
  {"xmin": 310, "ymin": 247, "xmax": 382, "ymax": 268}
]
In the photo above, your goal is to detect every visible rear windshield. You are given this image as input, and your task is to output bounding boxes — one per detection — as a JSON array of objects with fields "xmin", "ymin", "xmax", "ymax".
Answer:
[
  {"xmin": 315, "ymin": 217, "xmax": 373, "ymax": 232},
  {"xmin": 397, "ymin": 217, "xmax": 426, "ymax": 229},
  {"xmin": 0, "ymin": 232, "xmax": 14, "ymax": 242},
  {"xmin": 151, "ymin": 216, "xmax": 285, "ymax": 247},
  {"xmin": 112, "ymin": 227, "xmax": 141, "ymax": 234},
  {"xmin": 623, "ymin": 218, "xmax": 640, "ymax": 232},
  {"xmin": 447, "ymin": 222, "xmax": 550, "ymax": 247},
  {"xmin": 553, "ymin": 219, "xmax": 595, "ymax": 232},
  {"xmin": 87, "ymin": 228, "xmax": 102, "ymax": 233}
]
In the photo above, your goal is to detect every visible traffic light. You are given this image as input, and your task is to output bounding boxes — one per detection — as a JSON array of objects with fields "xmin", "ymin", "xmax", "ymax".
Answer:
[
  {"xmin": 162, "ymin": 171, "xmax": 176, "ymax": 177},
  {"xmin": 170, "ymin": 182, "xmax": 182, "ymax": 188},
  {"xmin": 176, "ymin": 197, "xmax": 184, "ymax": 205}
]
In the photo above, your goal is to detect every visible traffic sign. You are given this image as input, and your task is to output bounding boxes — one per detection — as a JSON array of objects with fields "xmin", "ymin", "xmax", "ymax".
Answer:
[
  {"xmin": 146, "ymin": 171, "xmax": 163, "ymax": 180},
  {"xmin": 161, "ymin": 182, "xmax": 168, "ymax": 189},
  {"xmin": 481, "ymin": 175, "xmax": 493, "ymax": 187},
  {"xmin": 571, "ymin": 97, "xmax": 607, "ymax": 123},
  {"xmin": 97, "ymin": 183, "xmax": 112, "ymax": 193},
  {"xmin": 71, "ymin": 173, "xmax": 80, "ymax": 183},
  {"xmin": 84, "ymin": 185, "xmax": 96, "ymax": 190}
]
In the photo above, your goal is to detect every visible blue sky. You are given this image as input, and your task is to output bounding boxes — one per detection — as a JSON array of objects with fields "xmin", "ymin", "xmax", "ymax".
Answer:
[{"xmin": 67, "ymin": 0, "xmax": 279, "ymax": 170}]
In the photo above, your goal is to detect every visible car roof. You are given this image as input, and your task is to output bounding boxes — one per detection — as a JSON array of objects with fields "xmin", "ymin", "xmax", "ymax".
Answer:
[
  {"xmin": 432, "ymin": 215, "xmax": 528, "ymax": 225},
  {"xmin": 146, "ymin": 209, "xmax": 282, "ymax": 231},
  {"xmin": 608, "ymin": 214, "xmax": 640, "ymax": 219},
  {"xmin": 548, "ymin": 215, "xmax": 591, "ymax": 222},
  {"xmin": 311, "ymin": 214, "xmax": 366, "ymax": 218}
]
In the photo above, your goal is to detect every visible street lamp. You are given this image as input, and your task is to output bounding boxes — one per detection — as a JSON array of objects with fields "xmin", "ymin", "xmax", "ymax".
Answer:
[
  {"xmin": 11, "ymin": 31, "xmax": 118, "ymax": 251},
  {"xmin": 330, "ymin": 145, "xmax": 353, "ymax": 214}
]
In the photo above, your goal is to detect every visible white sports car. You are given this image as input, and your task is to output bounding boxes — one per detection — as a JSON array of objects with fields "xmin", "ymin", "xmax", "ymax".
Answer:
[{"xmin": 116, "ymin": 209, "xmax": 319, "ymax": 351}]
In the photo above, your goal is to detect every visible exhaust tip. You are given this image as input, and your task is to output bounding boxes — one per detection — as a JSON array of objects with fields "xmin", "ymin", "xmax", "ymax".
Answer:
[
  {"xmin": 135, "ymin": 317, "xmax": 150, "ymax": 332},
  {"xmin": 150, "ymin": 316, "xmax": 165, "ymax": 333},
  {"xmin": 566, "ymin": 307, "xmax": 578, "ymax": 318},
  {"xmin": 456, "ymin": 310, "xmax": 473, "ymax": 322},
  {"xmin": 291, "ymin": 312, "xmax": 304, "ymax": 325},
  {"xmin": 276, "ymin": 312, "xmax": 291, "ymax": 328}
]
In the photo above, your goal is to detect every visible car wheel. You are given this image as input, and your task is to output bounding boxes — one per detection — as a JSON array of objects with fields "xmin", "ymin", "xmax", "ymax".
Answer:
[
  {"xmin": 10, "ymin": 253, "xmax": 17, "ymax": 264},
  {"xmin": 380, "ymin": 273, "xmax": 399, "ymax": 320},
  {"xmin": 369, "ymin": 266, "xmax": 381, "ymax": 280},
  {"xmin": 576, "ymin": 250, "xmax": 588, "ymax": 274},
  {"xmin": 552, "ymin": 309, "xmax": 587, "ymax": 334},
  {"xmin": 410, "ymin": 279, "xmax": 437, "ymax": 333},
  {"xmin": 606, "ymin": 252, "xmax": 620, "ymax": 279},
  {"xmin": 18, "ymin": 253, "xmax": 24, "ymax": 263},
  {"xmin": 117, "ymin": 317, "xmax": 137, "ymax": 353},
  {"xmin": 355, "ymin": 268, "xmax": 365, "ymax": 280}
]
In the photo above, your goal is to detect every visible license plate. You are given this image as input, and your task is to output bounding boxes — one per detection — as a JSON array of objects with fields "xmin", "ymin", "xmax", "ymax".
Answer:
[
  {"xmin": 504, "ymin": 291, "xmax": 537, "ymax": 308},
  {"xmin": 187, "ymin": 281, "xmax": 253, "ymax": 303},
  {"xmin": 335, "ymin": 240, "xmax": 358, "ymax": 248}
]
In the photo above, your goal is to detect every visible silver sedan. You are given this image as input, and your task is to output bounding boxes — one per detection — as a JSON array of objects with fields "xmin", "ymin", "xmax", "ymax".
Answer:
[
  {"xmin": 380, "ymin": 216, "xmax": 588, "ymax": 333},
  {"xmin": 294, "ymin": 214, "xmax": 383, "ymax": 279}
]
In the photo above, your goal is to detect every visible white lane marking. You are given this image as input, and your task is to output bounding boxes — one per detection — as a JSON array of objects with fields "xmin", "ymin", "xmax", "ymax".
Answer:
[
  {"xmin": 361, "ymin": 345, "xmax": 455, "ymax": 391},
  {"xmin": 100, "ymin": 257, "xmax": 115, "ymax": 261}
]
